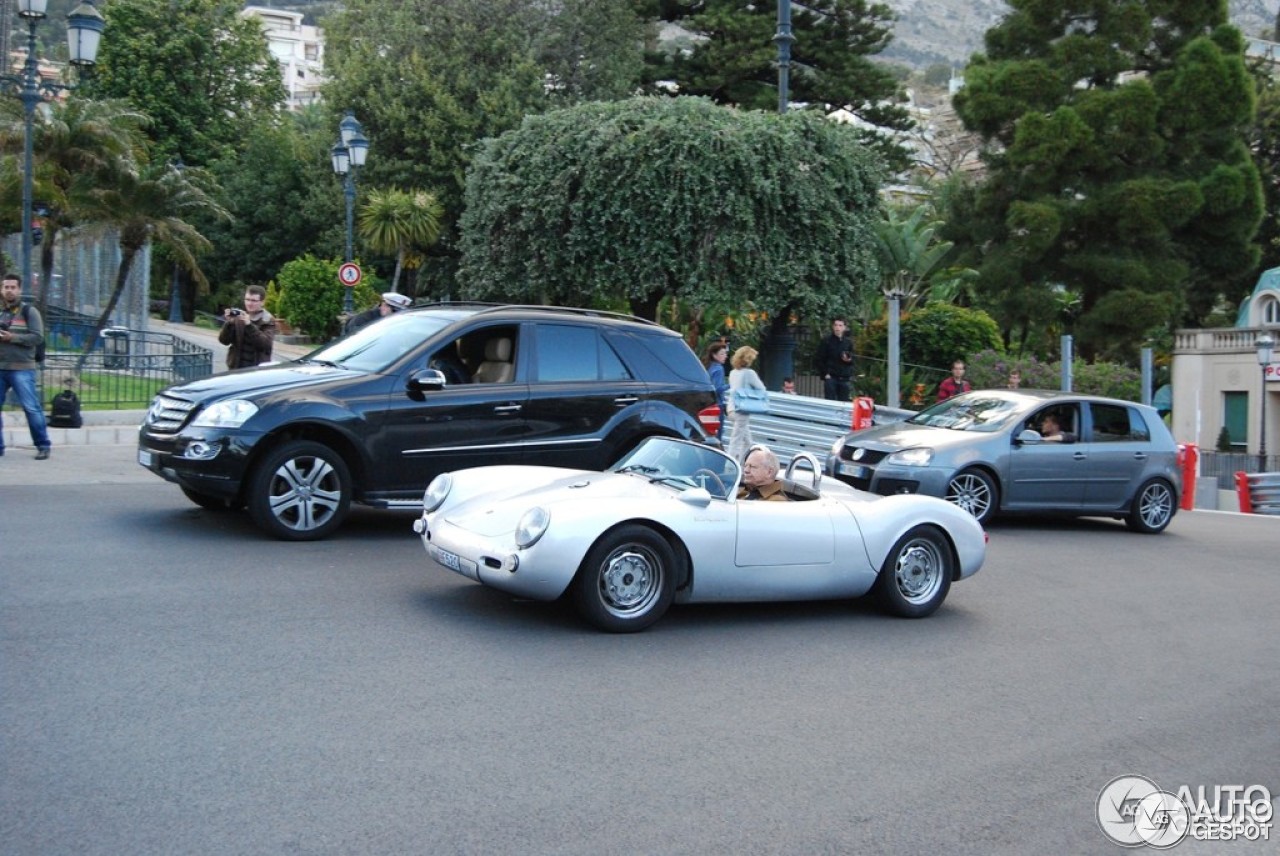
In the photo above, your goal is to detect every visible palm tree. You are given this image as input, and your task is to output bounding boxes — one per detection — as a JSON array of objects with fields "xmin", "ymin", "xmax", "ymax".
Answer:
[
  {"xmin": 871, "ymin": 204, "xmax": 975, "ymax": 317},
  {"xmin": 72, "ymin": 161, "xmax": 228, "ymax": 374},
  {"xmin": 357, "ymin": 187, "xmax": 443, "ymax": 294},
  {"xmin": 0, "ymin": 98, "xmax": 149, "ymax": 318}
]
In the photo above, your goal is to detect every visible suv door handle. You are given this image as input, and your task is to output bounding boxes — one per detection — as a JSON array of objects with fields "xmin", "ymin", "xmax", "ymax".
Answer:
[
  {"xmin": 493, "ymin": 404, "xmax": 523, "ymax": 414},
  {"xmin": 613, "ymin": 396, "xmax": 640, "ymax": 406}
]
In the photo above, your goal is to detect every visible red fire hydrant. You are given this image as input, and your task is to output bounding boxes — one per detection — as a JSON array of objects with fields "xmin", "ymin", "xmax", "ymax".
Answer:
[
  {"xmin": 1176, "ymin": 443, "xmax": 1198, "ymax": 510},
  {"xmin": 851, "ymin": 396, "xmax": 874, "ymax": 431}
]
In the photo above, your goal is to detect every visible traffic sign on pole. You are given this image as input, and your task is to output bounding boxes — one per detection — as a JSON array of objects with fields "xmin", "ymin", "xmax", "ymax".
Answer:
[{"xmin": 338, "ymin": 262, "xmax": 363, "ymax": 287}]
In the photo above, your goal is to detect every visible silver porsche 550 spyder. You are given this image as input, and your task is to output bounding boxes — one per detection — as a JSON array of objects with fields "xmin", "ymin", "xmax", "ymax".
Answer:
[{"xmin": 414, "ymin": 437, "xmax": 986, "ymax": 632}]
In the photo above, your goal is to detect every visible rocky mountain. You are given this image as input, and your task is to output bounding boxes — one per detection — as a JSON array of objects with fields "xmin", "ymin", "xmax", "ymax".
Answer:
[{"xmin": 882, "ymin": 0, "xmax": 1280, "ymax": 68}]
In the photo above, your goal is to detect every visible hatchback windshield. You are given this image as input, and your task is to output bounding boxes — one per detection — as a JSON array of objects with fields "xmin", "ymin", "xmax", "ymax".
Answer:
[
  {"xmin": 302, "ymin": 311, "xmax": 460, "ymax": 372},
  {"xmin": 906, "ymin": 394, "xmax": 1022, "ymax": 432}
]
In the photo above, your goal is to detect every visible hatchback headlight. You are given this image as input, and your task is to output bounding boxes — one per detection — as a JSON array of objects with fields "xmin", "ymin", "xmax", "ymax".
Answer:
[
  {"xmin": 191, "ymin": 399, "xmax": 258, "ymax": 428},
  {"xmin": 422, "ymin": 473, "xmax": 453, "ymax": 512},
  {"xmin": 887, "ymin": 447, "xmax": 933, "ymax": 467},
  {"xmin": 515, "ymin": 507, "xmax": 550, "ymax": 548}
]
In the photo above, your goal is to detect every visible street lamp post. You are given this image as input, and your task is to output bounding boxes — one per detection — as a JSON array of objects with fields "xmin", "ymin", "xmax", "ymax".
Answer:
[
  {"xmin": 774, "ymin": 0, "xmax": 793, "ymax": 114},
  {"xmin": 1, "ymin": 1, "xmax": 106, "ymax": 298},
  {"xmin": 1258, "ymin": 331, "xmax": 1275, "ymax": 472},
  {"xmin": 167, "ymin": 158, "xmax": 185, "ymax": 322},
  {"xmin": 331, "ymin": 111, "xmax": 368, "ymax": 314}
]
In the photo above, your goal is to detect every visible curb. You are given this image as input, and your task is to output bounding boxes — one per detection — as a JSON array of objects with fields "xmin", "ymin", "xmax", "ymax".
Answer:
[{"xmin": 2, "ymin": 409, "xmax": 145, "ymax": 449}]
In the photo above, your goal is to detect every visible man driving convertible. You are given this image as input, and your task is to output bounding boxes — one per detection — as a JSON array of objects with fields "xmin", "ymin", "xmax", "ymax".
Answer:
[{"xmin": 737, "ymin": 446, "xmax": 791, "ymax": 502}]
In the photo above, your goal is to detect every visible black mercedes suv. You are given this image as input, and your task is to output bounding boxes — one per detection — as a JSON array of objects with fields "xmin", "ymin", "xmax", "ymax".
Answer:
[{"xmin": 138, "ymin": 304, "xmax": 716, "ymax": 540}]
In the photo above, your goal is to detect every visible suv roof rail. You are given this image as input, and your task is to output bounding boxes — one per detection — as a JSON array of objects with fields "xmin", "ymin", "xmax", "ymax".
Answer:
[{"xmin": 416, "ymin": 301, "xmax": 662, "ymax": 328}]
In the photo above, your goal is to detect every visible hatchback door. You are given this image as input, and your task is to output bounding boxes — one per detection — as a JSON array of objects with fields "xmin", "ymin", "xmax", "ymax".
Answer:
[
  {"xmin": 1003, "ymin": 404, "xmax": 1089, "ymax": 509},
  {"xmin": 1080, "ymin": 402, "xmax": 1156, "ymax": 509}
]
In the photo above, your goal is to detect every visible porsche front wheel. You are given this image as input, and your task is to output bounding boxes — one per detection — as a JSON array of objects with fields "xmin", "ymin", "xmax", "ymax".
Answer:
[
  {"xmin": 874, "ymin": 525, "xmax": 953, "ymax": 618},
  {"xmin": 572, "ymin": 525, "xmax": 676, "ymax": 632}
]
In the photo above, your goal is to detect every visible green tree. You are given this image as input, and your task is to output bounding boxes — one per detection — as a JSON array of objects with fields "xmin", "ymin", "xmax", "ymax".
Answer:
[
  {"xmin": 192, "ymin": 112, "xmax": 344, "ymax": 300},
  {"xmin": 950, "ymin": 0, "xmax": 1263, "ymax": 361},
  {"xmin": 871, "ymin": 204, "xmax": 974, "ymax": 315},
  {"xmin": 84, "ymin": 0, "xmax": 285, "ymax": 166},
  {"xmin": 74, "ymin": 162, "xmax": 229, "ymax": 373},
  {"xmin": 0, "ymin": 97, "xmax": 148, "ymax": 318},
  {"xmin": 458, "ymin": 97, "xmax": 884, "ymax": 323},
  {"xmin": 357, "ymin": 188, "xmax": 444, "ymax": 296},
  {"xmin": 641, "ymin": 0, "xmax": 913, "ymax": 170}
]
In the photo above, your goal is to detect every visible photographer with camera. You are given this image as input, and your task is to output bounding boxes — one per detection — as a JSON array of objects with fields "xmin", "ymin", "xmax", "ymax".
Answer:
[
  {"xmin": 217, "ymin": 284, "xmax": 277, "ymax": 370},
  {"xmin": 0, "ymin": 273, "xmax": 51, "ymax": 459}
]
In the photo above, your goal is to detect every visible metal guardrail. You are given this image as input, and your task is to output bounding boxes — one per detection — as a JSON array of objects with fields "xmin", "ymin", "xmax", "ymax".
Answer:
[
  {"xmin": 1199, "ymin": 450, "xmax": 1280, "ymax": 479},
  {"xmin": 724, "ymin": 393, "xmax": 914, "ymax": 464},
  {"xmin": 1235, "ymin": 472, "xmax": 1280, "ymax": 515}
]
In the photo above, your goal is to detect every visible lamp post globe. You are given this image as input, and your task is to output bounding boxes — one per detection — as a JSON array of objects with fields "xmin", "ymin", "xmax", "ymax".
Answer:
[
  {"xmin": 1258, "ymin": 332, "xmax": 1275, "ymax": 471},
  {"xmin": 5, "ymin": 1, "xmax": 105, "ymax": 301}
]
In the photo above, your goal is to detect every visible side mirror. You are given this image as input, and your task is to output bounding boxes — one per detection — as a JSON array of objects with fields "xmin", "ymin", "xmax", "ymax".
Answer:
[
  {"xmin": 406, "ymin": 368, "xmax": 447, "ymax": 399},
  {"xmin": 1016, "ymin": 428, "xmax": 1042, "ymax": 445}
]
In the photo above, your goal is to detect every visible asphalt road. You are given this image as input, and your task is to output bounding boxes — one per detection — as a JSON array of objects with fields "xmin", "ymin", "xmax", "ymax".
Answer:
[{"xmin": 3, "ymin": 445, "xmax": 1278, "ymax": 854}]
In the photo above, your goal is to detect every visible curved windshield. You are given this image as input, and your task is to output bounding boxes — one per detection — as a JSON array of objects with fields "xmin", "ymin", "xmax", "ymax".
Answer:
[
  {"xmin": 301, "ymin": 312, "xmax": 459, "ymax": 373},
  {"xmin": 906, "ymin": 394, "xmax": 1022, "ymax": 432},
  {"xmin": 611, "ymin": 437, "xmax": 740, "ymax": 500}
]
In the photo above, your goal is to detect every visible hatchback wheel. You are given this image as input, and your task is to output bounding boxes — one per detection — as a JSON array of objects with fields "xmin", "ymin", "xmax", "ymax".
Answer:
[
  {"xmin": 247, "ymin": 440, "xmax": 352, "ymax": 541},
  {"xmin": 1125, "ymin": 479, "xmax": 1176, "ymax": 534},
  {"xmin": 945, "ymin": 469, "xmax": 998, "ymax": 524}
]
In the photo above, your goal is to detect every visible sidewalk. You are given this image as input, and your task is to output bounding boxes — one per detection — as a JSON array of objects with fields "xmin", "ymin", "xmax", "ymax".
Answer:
[{"xmin": 2, "ymin": 321, "xmax": 315, "ymax": 452}]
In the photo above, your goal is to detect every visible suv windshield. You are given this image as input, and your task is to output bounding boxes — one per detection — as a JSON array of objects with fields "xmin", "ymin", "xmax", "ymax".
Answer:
[
  {"xmin": 906, "ymin": 394, "xmax": 1021, "ymax": 432},
  {"xmin": 304, "ymin": 312, "xmax": 458, "ymax": 372}
]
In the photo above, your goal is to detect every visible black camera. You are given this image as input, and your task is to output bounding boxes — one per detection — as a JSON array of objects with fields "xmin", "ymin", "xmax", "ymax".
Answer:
[{"xmin": 226, "ymin": 308, "xmax": 244, "ymax": 317}]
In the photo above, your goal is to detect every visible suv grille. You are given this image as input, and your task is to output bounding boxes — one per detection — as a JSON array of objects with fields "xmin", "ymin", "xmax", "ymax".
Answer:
[{"xmin": 146, "ymin": 394, "xmax": 199, "ymax": 434}]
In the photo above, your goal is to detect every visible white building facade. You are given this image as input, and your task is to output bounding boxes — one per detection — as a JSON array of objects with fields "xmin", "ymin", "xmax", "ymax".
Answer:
[{"xmin": 242, "ymin": 6, "xmax": 325, "ymax": 111}]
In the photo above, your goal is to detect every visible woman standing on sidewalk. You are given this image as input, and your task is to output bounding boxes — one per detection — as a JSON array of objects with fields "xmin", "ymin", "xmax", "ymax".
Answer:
[{"xmin": 726, "ymin": 346, "xmax": 766, "ymax": 463}]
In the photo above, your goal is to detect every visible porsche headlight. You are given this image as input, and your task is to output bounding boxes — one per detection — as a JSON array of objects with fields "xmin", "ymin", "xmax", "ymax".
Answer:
[
  {"xmin": 422, "ymin": 473, "xmax": 453, "ymax": 512},
  {"xmin": 191, "ymin": 399, "xmax": 258, "ymax": 429},
  {"xmin": 887, "ymin": 447, "xmax": 933, "ymax": 467},
  {"xmin": 515, "ymin": 507, "xmax": 550, "ymax": 548}
]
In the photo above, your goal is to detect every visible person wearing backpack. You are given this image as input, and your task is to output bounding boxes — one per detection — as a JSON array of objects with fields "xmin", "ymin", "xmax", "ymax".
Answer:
[{"xmin": 0, "ymin": 273, "xmax": 51, "ymax": 459}]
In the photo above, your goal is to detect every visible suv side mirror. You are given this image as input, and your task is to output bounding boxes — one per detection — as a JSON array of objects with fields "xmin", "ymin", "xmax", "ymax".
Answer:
[{"xmin": 406, "ymin": 368, "xmax": 447, "ymax": 400}]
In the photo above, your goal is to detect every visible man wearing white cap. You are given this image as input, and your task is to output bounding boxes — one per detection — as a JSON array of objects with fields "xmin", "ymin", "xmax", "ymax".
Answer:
[{"xmin": 344, "ymin": 291, "xmax": 412, "ymax": 335}]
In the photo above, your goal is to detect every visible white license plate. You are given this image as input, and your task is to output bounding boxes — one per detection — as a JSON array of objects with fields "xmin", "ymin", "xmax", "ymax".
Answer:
[
  {"xmin": 434, "ymin": 547, "xmax": 462, "ymax": 572},
  {"xmin": 839, "ymin": 462, "xmax": 870, "ymax": 479},
  {"xmin": 138, "ymin": 449, "xmax": 153, "ymax": 468}
]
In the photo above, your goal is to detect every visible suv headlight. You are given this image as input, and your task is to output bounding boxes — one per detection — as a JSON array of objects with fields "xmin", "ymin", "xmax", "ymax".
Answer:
[
  {"xmin": 515, "ymin": 507, "xmax": 550, "ymax": 548},
  {"xmin": 422, "ymin": 473, "xmax": 453, "ymax": 512},
  {"xmin": 887, "ymin": 447, "xmax": 933, "ymax": 467},
  {"xmin": 191, "ymin": 399, "xmax": 258, "ymax": 429}
]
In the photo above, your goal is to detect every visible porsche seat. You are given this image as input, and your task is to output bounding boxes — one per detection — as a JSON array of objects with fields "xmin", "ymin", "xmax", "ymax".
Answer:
[{"xmin": 473, "ymin": 337, "xmax": 514, "ymax": 384}]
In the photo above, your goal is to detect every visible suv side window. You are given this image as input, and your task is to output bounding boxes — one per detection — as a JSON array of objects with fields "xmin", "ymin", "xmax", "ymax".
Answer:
[
  {"xmin": 1091, "ymin": 403, "xmax": 1147, "ymax": 442},
  {"xmin": 533, "ymin": 324, "xmax": 632, "ymax": 382},
  {"xmin": 457, "ymin": 325, "xmax": 519, "ymax": 384}
]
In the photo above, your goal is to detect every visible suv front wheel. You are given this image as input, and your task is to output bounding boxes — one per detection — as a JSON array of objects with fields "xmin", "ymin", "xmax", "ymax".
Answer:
[{"xmin": 247, "ymin": 440, "xmax": 353, "ymax": 541}]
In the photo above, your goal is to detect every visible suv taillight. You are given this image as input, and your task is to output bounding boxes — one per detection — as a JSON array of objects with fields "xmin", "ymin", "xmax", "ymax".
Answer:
[{"xmin": 698, "ymin": 405, "xmax": 721, "ymax": 433}]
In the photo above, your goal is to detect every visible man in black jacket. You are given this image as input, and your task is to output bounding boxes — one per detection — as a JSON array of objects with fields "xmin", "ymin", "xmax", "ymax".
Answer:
[{"xmin": 814, "ymin": 317, "xmax": 854, "ymax": 401}]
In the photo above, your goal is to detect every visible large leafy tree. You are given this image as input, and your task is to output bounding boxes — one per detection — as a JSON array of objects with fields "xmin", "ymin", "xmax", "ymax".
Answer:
[
  {"xmin": 950, "ymin": 0, "xmax": 1263, "ymax": 360},
  {"xmin": 639, "ymin": 0, "xmax": 912, "ymax": 170},
  {"xmin": 321, "ymin": 0, "xmax": 644, "ymax": 294},
  {"xmin": 83, "ymin": 0, "xmax": 285, "ymax": 167},
  {"xmin": 458, "ymin": 97, "xmax": 883, "ymax": 323},
  {"xmin": 191, "ymin": 111, "xmax": 344, "ymax": 298}
]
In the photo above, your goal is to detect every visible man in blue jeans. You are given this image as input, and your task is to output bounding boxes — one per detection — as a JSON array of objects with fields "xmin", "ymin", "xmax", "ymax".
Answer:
[{"xmin": 0, "ymin": 273, "xmax": 51, "ymax": 459}]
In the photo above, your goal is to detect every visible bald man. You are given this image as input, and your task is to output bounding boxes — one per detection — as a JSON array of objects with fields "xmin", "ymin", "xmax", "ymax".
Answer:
[{"xmin": 737, "ymin": 446, "xmax": 790, "ymax": 502}]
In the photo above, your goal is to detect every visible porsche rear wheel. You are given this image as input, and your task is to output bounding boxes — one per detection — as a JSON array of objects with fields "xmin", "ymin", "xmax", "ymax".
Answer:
[
  {"xmin": 572, "ymin": 525, "xmax": 676, "ymax": 633},
  {"xmin": 874, "ymin": 525, "xmax": 953, "ymax": 618}
]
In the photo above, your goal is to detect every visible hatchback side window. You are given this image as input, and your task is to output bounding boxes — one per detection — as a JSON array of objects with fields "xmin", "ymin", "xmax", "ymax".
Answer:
[{"xmin": 1091, "ymin": 403, "xmax": 1146, "ymax": 442}]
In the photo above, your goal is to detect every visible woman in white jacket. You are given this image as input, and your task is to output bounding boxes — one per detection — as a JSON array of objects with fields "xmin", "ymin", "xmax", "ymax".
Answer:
[{"xmin": 726, "ymin": 346, "xmax": 766, "ymax": 462}]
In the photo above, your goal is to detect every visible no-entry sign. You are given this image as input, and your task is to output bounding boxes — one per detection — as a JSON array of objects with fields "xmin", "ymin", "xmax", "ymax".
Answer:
[{"xmin": 338, "ymin": 262, "xmax": 362, "ymax": 287}]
